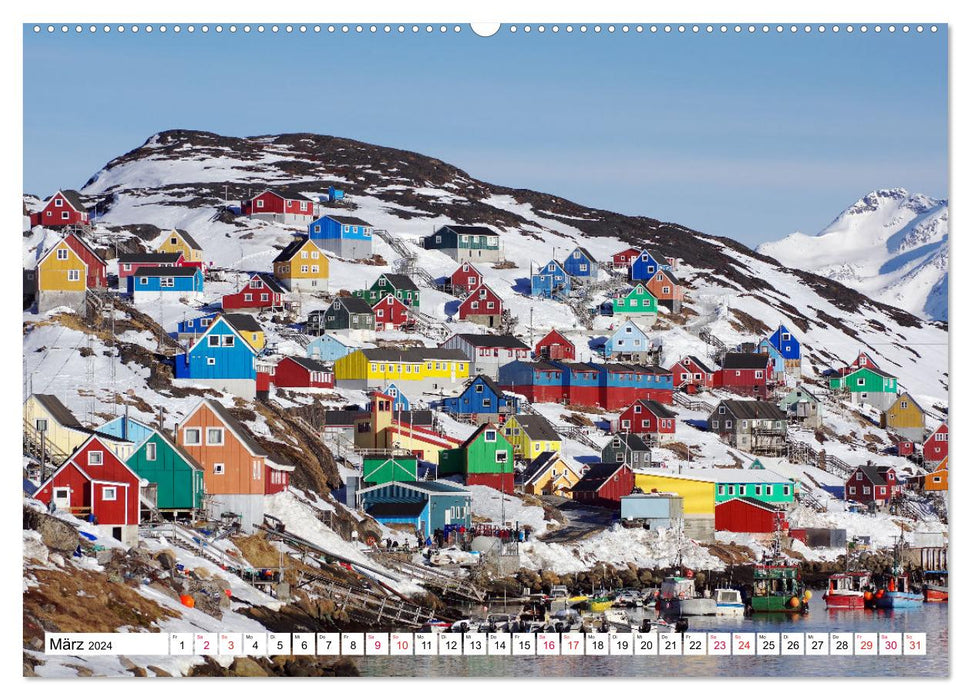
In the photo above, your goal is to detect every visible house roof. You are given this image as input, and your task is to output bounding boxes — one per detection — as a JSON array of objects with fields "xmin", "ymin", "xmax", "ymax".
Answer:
[
  {"xmin": 360, "ymin": 347, "xmax": 467, "ymax": 363},
  {"xmin": 721, "ymin": 353, "xmax": 772, "ymax": 370},
  {"xmin": 852, "ymin": 465, "xmax": 889, "ymax": 487},
  {"xmin": 714, "ymin": 400, "xmax": 787, "ymax": 421},
  {"xmin": 439, "ymin": 224, "xmax": 499, "ymax": 237},
  {"xmin": 511, "ymin": 414, "xmax": 559, "ymax": 441},
  {"xmin": 172, "ymin": 229, "xmax": 202, "ymax": 250},
  {"xmin": 332, "ymin": 296, "xmax": 374, "ymax": 315},
  {"xmin": 324, "ymin": 215, "xmax": 373, "ymax": 227},
  {"xmin": 572, "ymin": 462, "xmax": 627, "ymax": 492},
  {"xmin": 844, "ymin": 365, "xmax": 897, "ymax": 380},
  {"xmin": 252, "ymin": 272, "xmax": 287, "ymax": 294},
  {"xmin": 118, "ymin": 252, "xmax": 183, "ymax": 264},
  {"xmin": 572, "ymin": 246, "xmax": 597, "ymax": 262},
  {"xmin": 716, "ymin": 496, "xmax": 787, "ymax": 512},
  {"xmin": 365, "ymin": 501, "xmax": 427, "ymax": 518},
  {"xmin": 32, "ymin": 394, "xmax": 84, "ymax": 429},
  {"xmin": 638, "ymin": 467, "xmax": 793, "ymax": 485},
  {"xmin": 221, "ymin": 313, "xmax": 264, "ymax": 333},
  {"xmin": 520, "ymin": 451, "xmax": 572, "ymax": 485},
  {"xmin": 356, "ymin": 480, "xmax": 470, "ymax": 496},
  {"xmin": 458, "ymin": 423, "xmax": 502, "ymax": 451},
  {"xmin": 604, "ymin": 432, "xmax": 652, "ymax": 453},
  {"xmin": 634, "ymin": 400, "xmax": 677, "ymax": 419},
  {"xmin": 284, "ymin": 356, "xmax": 331, "ymax": 373},
  {"xmin": 465, "ymin": 374, "xmax": 507, "ymax": 398},
  {"xmin": 272, "ymin": 237, "xmax": 315, "ymax": 263},
  {"xmin": 784, "ymin": 386, "xmax": 820, "ymax": 404},
  {"xmin": 379, "ymin": 274, "xmax": 419, "ymax": 291},
  {"xmin": 681, "ymin": 355, "xmax": 714, "ymax": 374},
  {"xmin": 453, "ymin": 333, "xmax": 529, "ymax": 350},
  {"xmin": 132, "ymin": 266, "xmax": 200, "ymax": 277},
  {"xmin": 892, "ymin": 392, "xmax": 925, "ymax": 414},
  {"xmin": 257, "ymin": 188, "xmax": 314, "ymax": 203},
  {"xmin": 321, "ymin": 410, "xmax": 368, "ymax": 426},
  {"xmin": 536, "ymin": 329, "xmax": 574, "ymax": 347},
  {"xmin": 195, "ymin": 400, "xmax": 268, "ymax": 457},
  {"xmin": 650, "ymin": 268, "xmax": 680, "ymax": 284},
  {"xmin": 55, "ymin": 189, "xmax": 86, "ymax": 212}
]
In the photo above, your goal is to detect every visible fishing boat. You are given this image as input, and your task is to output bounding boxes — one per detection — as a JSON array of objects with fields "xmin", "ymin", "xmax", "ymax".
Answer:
[
  {"xmin": 714, "ymin": 588, "xmax": 745, "ymax": 616},
  {"xmin": 923, "ymin": 571, "xmax": 948, "ymax": 603},
  {"xmin": 822, "ymin": 572, "xmax": 872, "ymax": 610},
  {"xmin": 589, "ymin": 596, "xmax": 614, "ymax": 613},
  {"xmin": 746, "ymin": 563, "xmax": 811, "ymax": 614},
  {"xmin": 656, "ymin": 576, "xmax": 717, "ymax": 617},
  {"xmin": 869, "ymin": 570, "xmax": 923, "ymax": 609}
]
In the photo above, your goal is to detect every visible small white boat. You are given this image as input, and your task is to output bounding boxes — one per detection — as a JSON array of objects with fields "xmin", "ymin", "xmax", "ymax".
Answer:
[{"xmin": 714, "ymin": 588, "xmax": 745, "ymax": 616}]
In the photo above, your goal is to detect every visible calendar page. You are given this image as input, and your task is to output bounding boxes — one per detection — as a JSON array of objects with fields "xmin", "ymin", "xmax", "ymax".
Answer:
[{"xmin": 21, "ymin": 7, "xmax": 949, "ymax": 681}]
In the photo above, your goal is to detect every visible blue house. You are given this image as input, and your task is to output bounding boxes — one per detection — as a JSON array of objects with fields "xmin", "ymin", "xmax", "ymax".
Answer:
[
  {"xmin": 385, "ymin": 383, "xmax": 411, "ymax": 411},
  {"xmin": 440, "ymin": 375, "xmax": 520, "ymax": 422},
  {"xmin": 630, "ymin": 250, "xmax": 668, "ymax": 282},
  {"xmin": 562, "ymin": 246, "xmax": 598, "ymax": 280},
  {"xmin": 177, "ymin": 312, "xmax": 219, "ymax": 338},
  {"xmin": 768, "ymin": 324, "xmax": 801, "ymax": 361},
  {"xmin": 531, "ymin": 260, "xmax": 571, "ymax": 300},
  {"xmin": 757, "ymin": 338, "xmax": 786, "ymax": 379},
  {"xmin": 306, "ymin": 334, "xmax": 356, "ymax": 363},
  {"xmin": 603, "ymin": 320, "xmax": 651, "ymax": 359},
  {"xmin": 97, "ymin": 415, "xmax": 156, "ymax": 445},
  {"xmin": 308, "ymin": 214, "xmax": 373, "ymax": 260},
  {"xmin": 128, "ymin": 266, "xmax": 204, "ymax": 301},
  {"xmin": 174, "ymin": 314, "xmax": 257, "ymax": 389},
  {"xmin": 355, "ymin": 480, "xmax": 472, "ymax": 538}
]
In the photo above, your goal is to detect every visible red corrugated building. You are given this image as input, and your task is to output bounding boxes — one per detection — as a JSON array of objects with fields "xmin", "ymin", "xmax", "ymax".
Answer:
[
  {"xmin": 616, "ymin": 399, "xmax": 677, "ymax": 437},
  {"xmin": 669, "ymin": 355, "xmax": 716, "ymax": 390},
  {"xmin": 610, "ymin": 247, "xmax": 641, "ymax": 270},
  {"xmin": 449, "ymin": 262, "xmax": 483, "ymax": 296},
  {"xmin": 241, "ymin": 189, "xmax": 315, "ymax": 222},
  {"xmin": 570, "ymin": 462, "xmax": 633, "ymax": 509},
  {"xmin": 714, "ymin": 353, "xmax": 772, "ymax": 399},
  {"xmin": 63, "ymin": 232, "xmax": 108, "ymax": 289},
  {"xmin": 271, "ymin": 356, "xmax": 335, "ymax": 389},
  {"xmin": 923, "ymin": 423, "xmax": 948, "ymax": 465},
  {"xmin": 29, "ymin": 190, "xmax": 90, "ymax": 228},
  {"xmin": 534, "ymin": 330, "xmax": 575, "ymax": 361},
  {"xmin": 373, "ymin": 294, "xmax": 411, "ymax": 331},
  {"xmin": 223, "ymin": 272, "xmax": 287, "ymax": 311},
  {"xmin": 715, "ymin": 497, "xmax": 788, "ymax": 533}
]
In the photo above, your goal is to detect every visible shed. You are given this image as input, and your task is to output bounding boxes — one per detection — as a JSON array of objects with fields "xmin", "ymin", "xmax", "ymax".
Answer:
[{"xmin": 714, "ymin": 497, "xmax": 788, "ymax": 534}]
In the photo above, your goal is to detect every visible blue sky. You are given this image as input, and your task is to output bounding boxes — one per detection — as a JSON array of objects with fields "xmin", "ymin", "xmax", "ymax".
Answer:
[{"xmin": 23, "ymin": 25, "xmax": 947, "ymax": 246}]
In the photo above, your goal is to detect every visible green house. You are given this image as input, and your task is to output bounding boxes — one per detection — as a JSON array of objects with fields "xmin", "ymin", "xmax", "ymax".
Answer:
[
  {"xmin": 613, "ymin": 284, "xmax": 658, "ymax": 316},
  {"xmin": 125, "ymin": 430, "xmax": 205, "ymax": 514},
  {"xmin": 439, "ymin": 423, "xmax": 515, "ymax": 491},
  {"xmin": 355, "ymin": 273, "xmax": 420, "ymax": 309},
  {"xmin": 829, "ymin": 366, "xmax": 898, "ymax": 411},
  {"xmin": 713, "ymin": 472, "xmax": 796, "ymax": 505},
  {"xmin": 362, "ymin": 452, "xmax": 419, "ymax": 485}
]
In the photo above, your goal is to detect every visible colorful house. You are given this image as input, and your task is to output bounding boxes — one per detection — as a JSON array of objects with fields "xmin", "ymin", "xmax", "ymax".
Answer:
[
  {"xmin": 449, "ymin": 262, "xmax": 483, "ymax": 296},
  {"xmin": 715, "ymin": 353, "xmax": 773, "ymax": 399},
  {"xmin": 562, "ymin": 246, "xmax": 598, "ymax": 280},
  {"xmin": 766, "ymin": 324, "xmax": 802, "ymax": 377},
  {"xmin": 756, "ymin": 339, "xmax": 786, "ymax": 381},
  {"xmin": 715, "ymin": 498, "xmax": 788, "ymax": 534},
  {"xmin": 174, "ymin": 314, "xmax": 259, "ymax": 399},
  {"xmin": 176, "ymin": 399, "xmax": 270, "ymax": 529},
  {"xmin": 356, "ymin": 273, "xmax": 420, "ymax": 309},
  {"xmin": 599, "ymin": 364, "xmax": 674, "ymax": 408},
  {"xmin": 125, "ymin": 429, "xmax": 205, "ymax": 517},
  {"xmin": 356, "ymin": 481, "xmax": 472, "ymax": 539},
  {"xmin": 242, "ymin": 188, "xmax": 316, "ymax": 225},
  {"xmin": 127, "ymin": 266, "xmax": 204, "ymax": 302},
  {"xmin": 439, "ymin": 375, "xmax": 520, "ymax": 423},
  {"xmin": 333, "ymin": 347, "xmax": 469, "ymax": 393},
  {"xmin": 271, "ymin": 356, "xmax": 335, "ymax": 389},
  {"xmin": 385, "ymin": 383, "xmax": 410, "ymax": 411},
  {"xmin": 571, "ymin": 463, "xmax": 634, "ymax": 509},
  {"xmin": 34, "ymin": 435, "xmax": 143, "ymax": 546},
  {"xmin": 97, "ymin": 415, "xmax": 156, "ymax": 447},
  {"xmin": 501, "ymin": 414, "xmax": 561, "ymax": 461},
  {"xmin": 440, "ymin": 333, "xmax": 530, "ymax": 379},
  {"xmin": 880, "ymin": 392, "xmax": 926, "ymax": 442},
  {"xmin": 534, "ymin": 329, "xmax": 575, "ymax": 361},
  {"xmin": 669, "ymin": 355, "xmax": 716, "ymax": 391},
  {"xmin": 62, "ymin": 233, "xmax": 108, "ymax": 289},
  {"xmin": 630, "ymin": 250, "xmax": 667, "ymax": 282},
  {"xmin": 603, "ymin": 320, "xmax": 652, "ymax": 362},
  {"xmin": 778, "ymin": 386, "xmax": 822, "ymax": 429},
  {"xmin": 222, "ymin": 272, "xmax": 287, "ymax": 312},
  {"xmin": 614, "ymin": 399, "xmax": 677, "ymax": 438},
  {"xmin": 923, "ymin": 423, "xmax": 948, "ymax": 466},
  {"xmin": 829, "ymin": 366, "xmax": 899, "ymax": 411},
  {"xmin": 844, "ymin": 465, "xmax": 902, "ymax": 506},
  {"xmin": 349, "ymin": 391, "xmax": 460, "ymax": 464},
  {"xmin": 155, "ymin": 229, "xmax": 204, "ymax": 266},
  {"xmin": 611, "ymin": 247, "xmax": 641, "ymax": 270},
  {"xmin": 373, "ymin": 294, "xmax": 412, "ymax": 331},
  {"xmin": 922, "ymin": 457, "xmax": 948, "ymax": 492},
  {"xmin": 612, "ymin": 284, "xmax": 658, "ymax": 319},
  {"xmin": 29, "ymin": 190, "xmax": 89, "ymax": 228},
  {"xmin": 458, "ymin": 283, "xmax": 504, "ymax": 327},
  {"xmin": 36, "ymin": 237, "xmax": 90, "ymax": 313},
  {"xmin": 708, "ymin": 400, "xmax": 788, "ymax": 455},
  {"xmin": 117, "ymin": 252, "xmax": 184, "ymax": 288},
  {"xmin": 439, "ymin": 423, "xmax": 515, "ymax": 491},
  {"xmin": 306, "ymin": 334, "xmax": 358, "ymax": 363},
  {"xmin": 307, "ymin": 215, "xmax": 374, "ymax": 260},
  {"xmin": 316, "ymin": 296, "xmax": 375, "ymax": 332},
  {"xmin": 499, "ymin": 361, "xmax": 565, "ymax": 404},
  {"xmin": 423, "ymin": 224, "xmax": 502, "ymax": 263},
  {"xmin": 530, "ymin": 260, "xmax": 571, "ymax": 300},
  {"xmin": 601, "ymin": 433, "xmax": 652, "ymax": 469},
  {"xmin": 518, "ymin": 451, "xmax": 582, "ymax": 496},
  {"xmin": 272, "ymin": 237, "xmax": 330, "ymax": 292},
  {"xmin": 645, "ymin": 269, "xmax": 683, "ymax": 313},
  {"xmin": 177, "ymin": 312, "xmax": 265, "ymax": 352},
  {"xmin": 23, "ymin": 394, "xmax": 135, "ymax": 463},
  {"xmin": 362, "ymin": 451, "xmax": 419, "ymax": 485}
]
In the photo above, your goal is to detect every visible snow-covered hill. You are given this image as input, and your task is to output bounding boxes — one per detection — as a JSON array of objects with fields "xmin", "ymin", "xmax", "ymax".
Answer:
[{"xmin": 758, "ymin": 188, "xmax": 948, "ymax": 322}]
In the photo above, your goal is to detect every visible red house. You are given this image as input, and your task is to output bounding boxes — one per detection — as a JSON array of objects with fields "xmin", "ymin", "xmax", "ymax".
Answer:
[
  {"xmin": 923, "ymin": 423, "xmax": 948, "ymax": 465},
  {"xmin": 33, "ymin": 435, "xmax": 141, "ymax": 546},
  {"xmin": 264, "ymin": 459, "xmax": 294, "ymax": 495},
  {"xmin": 373, "ymin": 294, "xmax": 411, "ymax": 331},
  {"xmin": 535, "ymin": 329, "xmax": 575, "ymax": 361},
  {"xmin": 897, "ymin": 440, "xmax": 916, "ymax": 457},
  {"xmin": 714, "ymin": 353, "xmax": 773, "ymax": 399},
  {"xmin": 270, "ymin": 356, "xmax": 335, "ymax": 389},
  {"xmin": 839, "ymin": 351, "xmax": 881, "ymax": 376},
  {"xmin": 669, "ymin": 355, "xmax": 716, "ymax": 391},
  {"xmin": 715, "ymin": 498, "xmax": 788, "ymax": 534},
  {"xmin": 223, "ymin": 272, "xmax": 287, "ymax": 311},
  {"xmin": 450, "ymin": 262, "xmax": 483, "ymax": 296},
  {"xmin": 117, "ymin": 252, "xmax": 184, "ymax": 284},
  {"xmin": 615, "ymin": 399, "xmax": 677, "ymax": 437},
  {"xmin": 611, "ymin": 247, "xmax": 641, "ymax": 270},
  {"xmin": 63, "ymin": 232, "xmax": 108, "ymax": 289},
  {"xmin": 458, "ymin": 283, "xmax": 504, "ymax": 326},
  {"xmin": 845, "ymin": 465, "xmax": 902, "ymax": 505},
  {"xmin": 571, "ymin": 462, "xmax": 634, "ymax": 509},
  {"xmin": 29, "ymin": 190, "xmax": 89, "ymax": 228},
  {"xmin": 241, "ymin": 189, "xmax": 316, "ymax": 223}
]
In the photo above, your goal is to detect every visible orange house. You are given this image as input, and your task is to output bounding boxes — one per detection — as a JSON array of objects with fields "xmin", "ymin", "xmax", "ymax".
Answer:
[
  {"xmin": 646, "ymin": 269, "xmax": 684, "ymax": 312},
  {"xmin": 923, "ymin": 457, "xmax": 948, "ymax": 492},
  {"xmin": 176, "ymin": 399, "xmax": 269, "ymax": 529}
]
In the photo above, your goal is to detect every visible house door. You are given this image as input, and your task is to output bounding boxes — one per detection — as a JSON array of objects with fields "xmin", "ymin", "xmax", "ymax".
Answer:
[
  {"xmin": 53, "ymin": 487, "xmax": 70, "ymax": 510},
  {"xmin": 112, "ymin": 527, "xmax": 123, "ymax": 541}
]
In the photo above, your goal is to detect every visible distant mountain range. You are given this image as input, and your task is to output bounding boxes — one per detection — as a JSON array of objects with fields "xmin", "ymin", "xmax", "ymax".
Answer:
[{"xmin": 758, "ymin": 188, "xmax": 948, "ymax": 322}]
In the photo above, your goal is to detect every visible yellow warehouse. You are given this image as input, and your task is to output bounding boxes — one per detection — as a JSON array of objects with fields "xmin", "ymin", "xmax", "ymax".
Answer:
[
  {"xmin": 634, "ymin": 472, "xmax": 717, "ymax": 515},
  {"xmin": 334, "ymin": 348, "xmax": 469, "ymax": 394}
]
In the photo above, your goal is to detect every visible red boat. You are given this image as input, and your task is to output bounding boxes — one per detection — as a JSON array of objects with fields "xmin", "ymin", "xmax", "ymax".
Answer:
[
  {"xmin": 822, "ymin": 572, "xmax": 872, "ymax": 609},
  {"xmin": 923, "ymin": 571, "xmax": 948, "ymax": 603}
]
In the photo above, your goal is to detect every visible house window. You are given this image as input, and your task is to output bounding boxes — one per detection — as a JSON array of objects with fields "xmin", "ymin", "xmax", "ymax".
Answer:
[
  {"xmin": 765, "ymin": 485, "xmax": 773, "ymax": 496},
  {"xmin": 35, "ymin": 418, "xmax": 48, "ymax": 432},
  {"xmin": 184, "ymin": 428, "xmax": 202, "ymax": 445},
  {"xmin": 311, "ymin": 265, "xmax": 319, "ymax": 273},
  {"xmin": 301, "ymin": 265, "xmax": 309, "ymax": 273},
  {"xmin": 755, "ymin": 371, "xmax": 763, "ymax": 379},
  {"xmin": 783, "ymin": 485, "xmax": 791, "ymax": 496},
  {"xmin": 244, "ymin": 293, "xmax": 253, "ymax": 302},
  {"xmin": 256, "ymin": 200, "xmax": 264, "ymax": 209},
  {"xmin": 711, "ymin": 420, "xmax": 719, "ymax": 429},
  {"xmin": 146, "ymin": 442, "xmax": 157, "ymax": 461},
  {"xmin": 857, "ymin": 378, "xmax": 865, "ymax": 386},
  {"xmin": 495, "ymin": 450, "xmax": 508, "ymax": 463},
  {"xmin": 848, "ymin": 486, "xmax": 856, "ymax": 496},
  {"xmin": 863, "ymin": 486, "xmax": 871, "ymax": 495},
  {"xmin": 261, "ymin": 293, "xmax": 269, "ymax": 301},
  {"xmin": 755, "ymin": 485, "xmax": 763, "ymax": 496},
  {"xmin": 56, "ymin": 249, "xmax": 68, "ymax": 260},
  {"xmin": 901, "ymin": 401, "xmax": 908, "ymax": 408},
  {"xmin": 782, "ymin": 333, "xmax": 790, "ymax": 341},
  {"xmin": 61, "ymin": 211, "xmax": 70, "ymax": 220},
  {"xmin": 223, "ymin": 336, "xmax": 235, "ymax": 347},
  {"xmin": 213, "ymin": 463, "xmax": 225, "ymax": 475},
  {"xmin": 253, "ymin": 460, "xmax": 262, "ymax": 480},
  {"xmin": 102, "ymin": 486, "xmax": 117, "ymax": 501},
  {"xmin": 207, "ymin": 357, "xmax": 216, "ymax": 365},
  {"xmin": 88, "ymin": 451, "xmax": 103, "ymax": 466},
  {"xmin": 718, "ymin": 406, "xmax": 726, "ymax": 414},
  {"xmin": 161, "ymin": 277, "xmax": 174, "ymax": 288},
  {"xmin": 68, "ymin": 270, "xmax": 80, "ymax": 282},
  {"xmin": 206, "ymin": 428, "xmax": 224, "ymax": 445},
  {"xmin": 856, "ymin": 473, "xmax": 863, "ymax": 481},
  {"xmin": 725, "ymin": 420, "xmax": 733, "ymax": 429}
]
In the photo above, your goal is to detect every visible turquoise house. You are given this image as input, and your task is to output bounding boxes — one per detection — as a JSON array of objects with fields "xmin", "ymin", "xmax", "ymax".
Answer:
[{"xmin": 306, "ymin": 334, "xmax": 355, "ymax": 363}]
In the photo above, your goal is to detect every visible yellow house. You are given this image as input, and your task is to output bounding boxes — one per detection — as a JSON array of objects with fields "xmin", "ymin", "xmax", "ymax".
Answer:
[
  {"xmin": 501, "ymin": 414, "xmax": 562, "ymax": 461},
  {"xmin": 155, "ymin": 229, "xmax": 203, "ymax": 264},
  {"xmin": 634, "ymin": 471, "xmax": 717, "ymax": 516},
  {"xmin": 37, "ymin": 238, "xmax": 87, "ymax": 293},
  {"xmin": 334, "ymin": 348, "xmax": 469, "ymax": 393},
  {"xmin": 273, "ymin": 236, "xmax": 329, "ymax": 292},
  {"xmin": 881, "ymin": 392, "xmax": 926, "ymax": 442},
  {"xmin": 222, "ymin": 313, "xmax": 266, "ymax": 352},
  {"xmin": 23, "ymin": 394, "xmax": 135, "ymax": 464},
  {"xmin": 520, "ymin": 451, "xmax": 581, "ymax": 496},
  {"xmin": 351, "ymin": 391, "xmax": 459, "ymax": 464}
]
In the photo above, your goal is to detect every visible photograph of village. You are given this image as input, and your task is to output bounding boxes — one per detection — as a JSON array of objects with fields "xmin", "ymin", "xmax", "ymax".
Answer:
[{"xmin": 22, "ymin": 20, "xmax": 948, "ymax": 678}]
